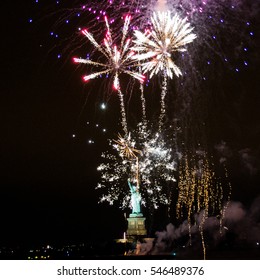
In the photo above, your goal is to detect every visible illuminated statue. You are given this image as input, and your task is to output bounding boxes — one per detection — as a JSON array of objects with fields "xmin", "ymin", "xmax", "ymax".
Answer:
[{"xmin": 128, "ymin": 179, "xmax": 141, "ymax": 214}]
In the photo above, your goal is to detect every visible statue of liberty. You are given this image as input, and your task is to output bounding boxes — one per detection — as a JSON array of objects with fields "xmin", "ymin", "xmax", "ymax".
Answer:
[{"xmin": 128, "ymin": 179, "xmax": 142, "ymax": 215}]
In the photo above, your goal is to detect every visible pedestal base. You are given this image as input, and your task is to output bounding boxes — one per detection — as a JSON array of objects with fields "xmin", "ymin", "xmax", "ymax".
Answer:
[
  {"xmin": 129, "ymin": 213, "xmax": 143, "ymax": 218},
  {"xmin": 127, "ymin": 216, "xmax": 147, "ymax": 237}
]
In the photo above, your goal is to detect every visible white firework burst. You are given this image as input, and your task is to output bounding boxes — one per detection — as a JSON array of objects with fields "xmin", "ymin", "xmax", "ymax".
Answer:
[
  {"xmin": 96, "ymin": 130, "xmax": 176, "ymax": 211},
  {"xmin": 132, "ymin": 11, "xmax": 196, "ymax": 79}
]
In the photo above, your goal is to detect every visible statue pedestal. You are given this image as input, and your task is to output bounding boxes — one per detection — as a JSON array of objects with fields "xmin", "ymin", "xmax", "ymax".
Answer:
[{"xmin": 127, "ymin": 214, "xmax": 147, "ymax": 237}]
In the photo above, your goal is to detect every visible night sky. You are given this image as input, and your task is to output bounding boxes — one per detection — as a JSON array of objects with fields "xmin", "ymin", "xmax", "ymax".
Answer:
[{"xmin": 0, "ymin": 0, "xmax": 259, "ymax": 250}]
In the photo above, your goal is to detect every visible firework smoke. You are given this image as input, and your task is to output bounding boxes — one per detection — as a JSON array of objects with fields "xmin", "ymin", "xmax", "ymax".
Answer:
[
  {"xmin": 136, "ymin": 197, "xmax": 260, "ymax": 258},
  {"xmin": 155, "ymin": 0, "xmax": 168, "ymax": 12}
]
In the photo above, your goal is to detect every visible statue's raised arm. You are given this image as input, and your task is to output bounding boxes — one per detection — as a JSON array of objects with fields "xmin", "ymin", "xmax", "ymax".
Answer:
[{"xmin": 128, "ymin": 178, "xmax": 134, "ymax": 192}]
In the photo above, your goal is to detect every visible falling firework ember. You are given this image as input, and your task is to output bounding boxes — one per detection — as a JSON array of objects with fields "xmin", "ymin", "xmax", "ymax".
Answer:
[{"xmin": 176, "ymin": 152, "xmax": 232, "ymax": 259}]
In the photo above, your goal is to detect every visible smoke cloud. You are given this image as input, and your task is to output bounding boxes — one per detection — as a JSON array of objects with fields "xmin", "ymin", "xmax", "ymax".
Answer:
[
  {"xmin": 214, "ymin": 141, "xmax": 233, "ymax": 163},
  {"xmin": 138, "ymin": 196, "xmax": 260, "ymax": 256},
  {"xmin": 239, "ymin": 148, "xmax": 258, "ymax": 175},
  {"xmin": 215, "ymin": 142, "xmax": 259, "ymax": 175},
  {"xmin": 155, "ymin": 0, "xmax": 168, "ymax": 12}
]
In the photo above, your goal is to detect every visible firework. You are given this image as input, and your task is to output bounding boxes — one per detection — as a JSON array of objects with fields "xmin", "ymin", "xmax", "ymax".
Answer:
[
  {"xmin": 65, "ymin": 1, "xmax": 234, "ymax": 227},
  {"xmin": 132, "ymin": 10, "xmax": 196, "ymax": 129},
  {"xmin": 37, "ymin": 0, "xmax": 253, "ymax": 123},
  {"xmin": 132, "ymin": 11, "xmax": 196, "ymax": 79},
  {"xmin": 73, "ymin": 15, "xmax": 145, "ymax": 136},
  {"xmin": 38, "ymin": 0, "xmax": 252, "ymax": 85},
  {"xmin": 114, "ymin": 133, "xmax": 142, "ymax": 188},
  {"xmin": 113, "ymin": 133, "xmax": 142, "ymax": 160},
  {"xmin": 25, "ymin": 0, "xmax": 259, "ymax": 261},
  {"xmin": 96, "ymin": 129, "xmax": 176, "ymax": 211}
]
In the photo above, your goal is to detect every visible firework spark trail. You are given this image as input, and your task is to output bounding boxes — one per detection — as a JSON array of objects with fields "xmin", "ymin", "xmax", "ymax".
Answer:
[
  {"xmin": 139, "ymin": 81, "xmax": 148, "ymax": 131},
  {"xmin": 117, "ymin": 87, "xmax": 129, "ymax": 137},
  {"xmin": 159, "ymin": 70, "xmax": 167, "ymax": 131},
  {"xmin": 140, "ymin": 87, "xmax": 147, "ymax": 127},
  {"xmin": 73, "ymin": 15, "xmax": 145, "ymax": 137}
]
